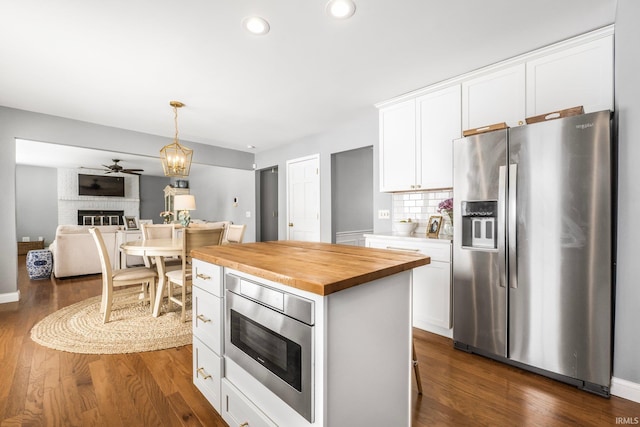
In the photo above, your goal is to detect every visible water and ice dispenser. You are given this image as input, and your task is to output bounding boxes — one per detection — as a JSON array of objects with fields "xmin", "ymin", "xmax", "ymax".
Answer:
[{"xmin": 461, "ymin": 201, "xmax": 498, "ymax": 249}]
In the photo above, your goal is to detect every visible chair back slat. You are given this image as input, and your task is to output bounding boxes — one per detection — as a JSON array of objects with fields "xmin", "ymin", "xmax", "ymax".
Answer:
[
  {"xmin": 226, "ymin": 224, "xmax": 246, "ymax": 243},
  {"xmin": 141, "ymin": 223, "xmax": 175, "ymax": 240},
  {"xmin": 183, "ymin": 227, "xmax": 224, "ymax": 263},
  {"xmin": 89, "ymin": 227, "xmax": 113, "ymax": 279}
]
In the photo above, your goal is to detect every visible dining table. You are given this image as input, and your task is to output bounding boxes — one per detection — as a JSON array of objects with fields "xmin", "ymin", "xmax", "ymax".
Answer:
[{"xmin": 119, "ymin": 238, "xmax": 182, "ymax": 317}]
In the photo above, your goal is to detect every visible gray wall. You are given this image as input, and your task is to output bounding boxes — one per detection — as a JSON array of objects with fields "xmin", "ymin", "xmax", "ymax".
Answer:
[
  {"xmin": 1, "ymin": 107, "xmax": 254, "ymax": 299},
  {"xmin": 139, "ymin": 175, "xmax": 172, "ymax": 222},
  {"xmin": 255, "ymin": 108, "xmax": 392, "ymax": 243},
  {"xmin": 187, "ymin": 166, "xmax": 256, "ymax": 242},
  {"xmin": 15, "ymin": 165, "xmax": 58, "ymax": 246},
  {"xmin": 331, "ymin": 146, "xmax": 374, "ymax": 236},
  {"xmin": 613, "ymin": 0, "xmax": 640, "ymax": 385}
]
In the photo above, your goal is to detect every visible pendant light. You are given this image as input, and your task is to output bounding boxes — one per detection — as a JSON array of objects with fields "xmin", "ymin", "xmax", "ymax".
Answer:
[{"xmin": 160, "ymin": 101, "xmax": 193, "ymax": 178}]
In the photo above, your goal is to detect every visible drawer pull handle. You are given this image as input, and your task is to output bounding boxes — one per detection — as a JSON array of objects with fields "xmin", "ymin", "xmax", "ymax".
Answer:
[
  {"xmin": 196, "ymin": 272, "xmax": 211, "ymax": 280},
  {"xmin": 386, "ymin": 246, "xmax": 420, "ymax": 252},
  {"xmin": 196, "ymin": 314, "xmax": 211, "ymax": 323},
  {"xmin": 197, "ymin": 367, "xmax": 212, "ymax": 380},
  {"xmin": 239, "ymin": 423, "xmax": 249, "ymax": 427}
]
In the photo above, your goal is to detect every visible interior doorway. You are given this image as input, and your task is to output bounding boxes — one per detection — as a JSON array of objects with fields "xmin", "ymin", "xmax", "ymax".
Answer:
[
  {"xmin": 331, "ymin": 146, "xmax": 373, "ymax": 245},
  {"xmin": 257, "ymin": 166, "xmax": 279, "ymax": 242}
]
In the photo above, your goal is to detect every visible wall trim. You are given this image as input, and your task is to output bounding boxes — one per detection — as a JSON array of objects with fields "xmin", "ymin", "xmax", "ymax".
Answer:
[
  {"xmin": 611, "ymin": 376, "xmax": 640, "ymax": 403},
  {"xmin": 0, "ymin": 291, "xmax": 20, "ymax": 304}
]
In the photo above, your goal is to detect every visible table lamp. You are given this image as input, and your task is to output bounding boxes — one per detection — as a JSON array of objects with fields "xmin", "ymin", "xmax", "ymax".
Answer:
[{"xmin": 174, "ymin": 194, "xmax": 196, "ymax": 227}]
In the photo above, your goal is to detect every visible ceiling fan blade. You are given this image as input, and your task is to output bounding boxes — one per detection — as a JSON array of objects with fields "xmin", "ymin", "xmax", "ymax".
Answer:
[{"xmin": 123, "ymin": 168, "xmax": 144, "ymax": 172}]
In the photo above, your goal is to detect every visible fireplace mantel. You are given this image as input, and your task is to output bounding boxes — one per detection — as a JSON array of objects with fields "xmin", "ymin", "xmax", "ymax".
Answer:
[{"xmin": 57, "ymin": 168, "xmax": 140, "ymax": 225}]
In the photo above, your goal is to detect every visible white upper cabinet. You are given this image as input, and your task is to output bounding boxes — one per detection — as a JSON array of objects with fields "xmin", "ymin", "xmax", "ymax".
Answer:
[
  {"xmin": 377, "ymin": 27, "xmax": 613, "ymax": 193},
  {"xmin": 379, "ymin": 99, "xmax": 416, "ymax": 192},
  {"xmin": 417, "ymin": 85, "xmax": 460, "ymax": 190},
  {"xmin": 526, "ymin": 35, "xmax": 614, "ymax": 115},
  {"xmin": 379, "ymin": 85, "xmax": 460, "ymax": 192},
  {"xmin": 462, "ymin": 64, "xmax": 526, "ymax": 130}
]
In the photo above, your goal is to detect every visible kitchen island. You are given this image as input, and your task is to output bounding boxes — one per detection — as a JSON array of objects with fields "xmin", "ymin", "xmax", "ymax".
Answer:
[{"xmin": 191, "ymin": 241, "xmax": 430, "ymax": 427}]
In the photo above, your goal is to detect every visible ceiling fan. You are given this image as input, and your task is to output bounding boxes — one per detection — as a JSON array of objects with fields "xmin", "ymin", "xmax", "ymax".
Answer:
[{"xmin": 100, "ymin": 159, "xmax": 144, "ymax": 175}]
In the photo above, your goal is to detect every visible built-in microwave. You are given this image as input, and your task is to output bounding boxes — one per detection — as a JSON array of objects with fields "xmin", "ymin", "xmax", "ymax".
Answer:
[{"xmin": 224, "ymin": 273, "xmax": 315, "ymax": 422}]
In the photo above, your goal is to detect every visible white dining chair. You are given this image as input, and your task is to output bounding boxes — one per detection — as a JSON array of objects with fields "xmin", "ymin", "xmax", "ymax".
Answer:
[
  {"xmin": 225, "ymin": 224, "xmax": 247, "ymax": 244},
  {"xmin": 89, "ymin": 227, "xmax": 158, "ymax": 323},
  {"xmin": 166, "ymin": 227, "xmax": 224, "ymax": 322},
  {"xmin": 139, "ymin": 223, "xmax": 181, "ymax": 268}
]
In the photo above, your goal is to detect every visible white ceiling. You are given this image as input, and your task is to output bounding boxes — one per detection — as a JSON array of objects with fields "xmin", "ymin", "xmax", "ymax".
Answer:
[{"xmin": 2, "ymin": 0, "xmax": 616, "ymax": 155}]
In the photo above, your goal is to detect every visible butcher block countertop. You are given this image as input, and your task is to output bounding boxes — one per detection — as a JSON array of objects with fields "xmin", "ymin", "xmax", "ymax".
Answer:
[{"xmin": 191, "ymin": 240, "xmax": 430, "ymax": 296}]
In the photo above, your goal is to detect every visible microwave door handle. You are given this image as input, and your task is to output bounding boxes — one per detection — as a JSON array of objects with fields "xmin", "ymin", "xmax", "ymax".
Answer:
[
  {"xmin": 508, "ymin": 163, "xmax": 518, "ymax": 289},
  {"xmin": 498, "ymin": 165, "xmax": 506, "ymax": 288}
]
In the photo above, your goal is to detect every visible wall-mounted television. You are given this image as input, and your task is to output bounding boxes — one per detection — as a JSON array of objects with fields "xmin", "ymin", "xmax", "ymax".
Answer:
[{"xmin": 78, "ymin": 174, "xmax": 125, "ymax": 197}]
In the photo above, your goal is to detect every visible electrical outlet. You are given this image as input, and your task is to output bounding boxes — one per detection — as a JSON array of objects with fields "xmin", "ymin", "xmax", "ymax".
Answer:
[
  {"xmin": 245, "ymin": 211, "xmax": 251, "ymax": 218},
  {"xmin": 378, "ymin": 209, "xmax": 390, "ymax": 219}
]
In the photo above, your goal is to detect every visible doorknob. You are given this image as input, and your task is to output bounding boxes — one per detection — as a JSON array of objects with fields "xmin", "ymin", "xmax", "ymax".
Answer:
[{"xmin": 289, "ymin": 223, "xmax": 294, "ymax": 227}]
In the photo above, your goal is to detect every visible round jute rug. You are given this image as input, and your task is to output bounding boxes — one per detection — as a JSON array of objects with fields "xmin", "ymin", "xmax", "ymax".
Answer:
[{"xmin": 31, "ymin": 288, "xmax": 192, "ymax": 354}]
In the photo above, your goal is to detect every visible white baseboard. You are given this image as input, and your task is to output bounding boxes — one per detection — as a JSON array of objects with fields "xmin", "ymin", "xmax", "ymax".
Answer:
[
  {"xmin": 414, "ymin": 321, "xmax": 453, "ymax": 339},
  {"xmin": 611, "ymin": 376, "xmax": 640, "ymax": 403},
  {"xmin": 0, "ymin": 291, "xmax": 20, "ymax": 304}
]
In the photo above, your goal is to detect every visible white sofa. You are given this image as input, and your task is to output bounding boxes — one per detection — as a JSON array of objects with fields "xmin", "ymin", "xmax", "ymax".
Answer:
[{"xmin": 49, "ymin": 225, "xmax": 120, "ymax": 278}]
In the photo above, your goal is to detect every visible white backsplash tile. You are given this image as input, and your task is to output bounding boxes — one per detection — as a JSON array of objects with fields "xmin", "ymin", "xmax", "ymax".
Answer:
[{"xmin": 392, "ymin": 189, "xmax": 453, "ymax": 235}]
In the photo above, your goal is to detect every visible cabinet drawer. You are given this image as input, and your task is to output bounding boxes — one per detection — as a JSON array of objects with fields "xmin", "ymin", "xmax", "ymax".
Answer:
[
  {"xmin": 192, "ymin": 259, "xmax": 222, "ymax": 297},
  {"xmin": 193, "ymin": 336, "xmax": 222, "ymax": 412},
  {"xmin": 221, "ymin": 379, "xmax": 277, "ymax": 427},
  {"xmin": 367, "ymin": 238, "xmax": 451, "ymax": 262},
  {"xmin": 192, "ymin": 286, "xmax": 223, "ymax": 354}
]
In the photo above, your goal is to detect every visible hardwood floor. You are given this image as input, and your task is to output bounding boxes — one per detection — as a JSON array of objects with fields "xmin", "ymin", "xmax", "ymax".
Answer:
[{"xmin": 2, "ymin": 256, "xmax": 639, "ymax": 426}]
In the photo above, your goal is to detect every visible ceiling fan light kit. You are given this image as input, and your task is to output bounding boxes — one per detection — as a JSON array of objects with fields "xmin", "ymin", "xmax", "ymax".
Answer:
[
  {"xmin": 160, "ymin": 101, "xmax": 193, "ymax": 178},
  {"xmin": 102, "ymin": 159, "xmax": 144, "ymax": 175}
]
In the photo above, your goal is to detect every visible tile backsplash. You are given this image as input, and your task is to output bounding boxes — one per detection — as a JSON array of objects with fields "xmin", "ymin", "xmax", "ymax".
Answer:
[{"xmin": 392, "ymin": 189, "xmax": 453, "ymax": 235}]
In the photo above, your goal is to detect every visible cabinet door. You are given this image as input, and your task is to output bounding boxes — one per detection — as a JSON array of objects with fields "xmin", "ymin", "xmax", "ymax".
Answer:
[
  {"xmin": 120, "ymin": 231, "xmax": 143, "ymax": 268},
  {"xmin": 192, "ymin": 286, "xmax": 223, "ymax": 353},
  {"xmin": 193, "ymin": 336, "xmax": 223, "ymax": 412},
  {"xmin": 462, "ymin": 64, "xmax": 526, "ymax": 129},
  {"xmin": 365, "ymin": 237, "xmax": 452, "ymax": 334},
  {"xmin": 417, "ymin": 85, "xmax": 460, "ymax": 190},
  {"xmin": 379, "ymin": 99, "xmax": 417, "ymax": 192},
  {"xmin": 413, "ymin": 261, "xmax": 452, "ymax": 330},
  {"xmin": 526, "ymin": 35, "xmax": 613, "ymax": 115},
  {"xmin": 221, "ymin": 379, "xmax": 277, "ymax": 427}
]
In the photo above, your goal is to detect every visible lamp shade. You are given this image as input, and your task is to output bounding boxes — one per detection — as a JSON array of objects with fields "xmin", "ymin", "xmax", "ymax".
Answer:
[{"xmin": 174, "ymin": 194, "xmax": 196, "ymax": 211}]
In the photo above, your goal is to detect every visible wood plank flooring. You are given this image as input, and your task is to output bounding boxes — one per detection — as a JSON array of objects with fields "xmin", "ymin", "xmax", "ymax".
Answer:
[{"xmin": 2, "ymin": 256, "xmax": 639, "ymax": 426}]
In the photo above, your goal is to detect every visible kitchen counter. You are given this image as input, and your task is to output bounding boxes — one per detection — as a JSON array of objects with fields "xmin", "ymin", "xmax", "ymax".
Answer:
[
  {"xmin": 364, "ymin": 232, "xmax": 452, "ymax": 244},
  {"xmin": 191, "ymin": 240, "xmax": 430, "ymax": 296},
  {"xmin": 192, "ymin": 240, "xmax": 423, "ymax": 426}
]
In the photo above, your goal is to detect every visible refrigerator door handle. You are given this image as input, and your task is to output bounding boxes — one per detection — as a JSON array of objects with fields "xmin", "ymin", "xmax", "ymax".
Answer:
[
  {"xmin": 508, "ymin": 163, "xmax": 518, "ymax": 289},
  {"xmin": 498, "ymin": 165, "xmax": 507, "ymax": 288}
]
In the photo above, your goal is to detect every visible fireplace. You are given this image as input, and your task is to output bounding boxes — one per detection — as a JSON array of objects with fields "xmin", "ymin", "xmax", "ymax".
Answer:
[{"xmin": 77, "ymin": 210, "xmax": 124, "ymax": 226}]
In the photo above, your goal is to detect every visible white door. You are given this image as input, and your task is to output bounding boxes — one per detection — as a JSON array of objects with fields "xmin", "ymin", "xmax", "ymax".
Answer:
[{"xmin": 287, "ymin": 154, "xmax": 320, "ymax": 241}]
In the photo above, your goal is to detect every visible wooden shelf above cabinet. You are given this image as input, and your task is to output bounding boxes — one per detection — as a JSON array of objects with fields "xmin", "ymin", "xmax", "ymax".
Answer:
[{"xmin": 462, "ymin": 122, "xmax": 508, "ymax": 137}]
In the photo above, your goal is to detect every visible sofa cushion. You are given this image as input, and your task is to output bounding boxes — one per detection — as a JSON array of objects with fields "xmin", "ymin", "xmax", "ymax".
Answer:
[{"xmin": 49, "ymin": 225, "xmax": 121, "ymax": 278}]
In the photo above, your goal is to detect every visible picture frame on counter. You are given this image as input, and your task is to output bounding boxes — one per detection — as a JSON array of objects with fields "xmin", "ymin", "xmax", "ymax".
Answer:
[
  {"xmin": 427, "ymin": 215, "xmax": 442, "ymax": 238},
  {"xmin": 123, "ymin": 216, "xmax": 139, "ymax": 230}
]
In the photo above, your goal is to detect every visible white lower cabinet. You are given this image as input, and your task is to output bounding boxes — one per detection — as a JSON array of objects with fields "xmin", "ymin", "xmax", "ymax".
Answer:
[
  {"xmin": 191, "ymin": 260, "xmax": 224, "ymax": 411},
  {"xmin": 366, "ymin": 235, "xmax": 452, "ymax": 337},
  {"xmin": 116, "ymin": 230, "xmax": 144, "ymax": 268},
  {"xmin": 193, "ymin": 336, "xmax": 223, "ymax": 412},
  {"xmin": 222, "ymin": 379, "xmax": 278, "ymax": 427}
]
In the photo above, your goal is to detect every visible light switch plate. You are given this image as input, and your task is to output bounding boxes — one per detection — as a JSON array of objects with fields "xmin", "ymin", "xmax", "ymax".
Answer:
[{"xmin": 378, "ymin": 209, "xmax": 390, "ymax": 219}]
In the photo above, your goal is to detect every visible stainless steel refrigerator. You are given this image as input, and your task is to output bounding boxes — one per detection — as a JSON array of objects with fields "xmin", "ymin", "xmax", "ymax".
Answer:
[{"xmin": 452, "ymin": 110, "xmax": 613, "ymax": 396}]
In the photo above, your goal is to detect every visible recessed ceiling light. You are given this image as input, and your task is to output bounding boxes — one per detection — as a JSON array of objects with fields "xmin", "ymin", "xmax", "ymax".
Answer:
[
  {"xmin": 247, "ymin": 145, "xmax": 256, "ymax": 149},
  {"xmin": 242, "ymin": 16, "xmax": 270, "ymax": 35},
  {"xmin": 326, "ymin": 0, "xmax": 356, "ymax": 19}
]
